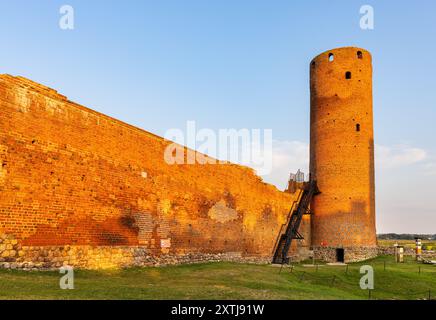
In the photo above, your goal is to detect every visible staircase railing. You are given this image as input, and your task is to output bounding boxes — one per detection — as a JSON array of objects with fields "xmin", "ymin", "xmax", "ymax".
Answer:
[
  {"xmin": 271, "ymin": 188, "xmax": 304, "ymax": 256},
  {"xmin": 272, "ymin": 180, "xmax": 318, "ymax": 264}
]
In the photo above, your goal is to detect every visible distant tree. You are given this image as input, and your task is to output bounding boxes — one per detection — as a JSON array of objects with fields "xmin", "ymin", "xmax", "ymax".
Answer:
[{"xmin": 377, "ymin": 233, "xmax": 436, "ymax": 240}]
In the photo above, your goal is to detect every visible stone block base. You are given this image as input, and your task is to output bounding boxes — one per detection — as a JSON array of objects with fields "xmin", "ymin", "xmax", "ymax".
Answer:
[
  {"xmin": 314, "ymin": 246, "xmax": 378, "ymax": 263},
  {"xmin": 0, "ymin": 233, "xmax": 274, "ymax": 270},
  {"xmin": 0, "ymin": 236, "xmax": 272, "ymax": 270}
]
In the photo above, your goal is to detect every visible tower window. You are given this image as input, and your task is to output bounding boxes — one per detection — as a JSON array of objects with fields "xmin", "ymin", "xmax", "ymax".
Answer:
[
  {"xmin": 345, "ymin": 71, "xmax": 352, "ymax": 79},
  {"xmin": 311, "ymin": 61, "xmax": 315, "ymax": 67},
  {"xmin": 357, "ymin": 51, "xmax": 363, "ymax": 59},
  {"xmin": 356, "ymin": 124, "xmax": 361, "ymax": 132},
  {"xmin": 328, "ymin": 53, "xmax": 334, "ymax": 62}
]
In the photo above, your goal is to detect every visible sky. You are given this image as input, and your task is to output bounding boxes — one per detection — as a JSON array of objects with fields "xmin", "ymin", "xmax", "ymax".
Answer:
[{"xmin": 0, "ymin": 1, "xmax": 435, "ymax": 233}]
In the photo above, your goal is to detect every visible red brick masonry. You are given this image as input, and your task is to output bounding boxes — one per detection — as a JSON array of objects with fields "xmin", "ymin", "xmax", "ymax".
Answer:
[{"xmin": 0, "ymin": 74, "xmax": 309, "ymax": 269}]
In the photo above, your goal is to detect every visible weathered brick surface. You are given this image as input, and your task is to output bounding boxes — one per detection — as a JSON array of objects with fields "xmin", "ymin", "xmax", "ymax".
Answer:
[
  {"xmin": 0, "ymin": 74, "xmax": 302, "ymax": 268},
  {"xmin": 309, "ymin": 47, "xmax": 377, "ymax": 259}
]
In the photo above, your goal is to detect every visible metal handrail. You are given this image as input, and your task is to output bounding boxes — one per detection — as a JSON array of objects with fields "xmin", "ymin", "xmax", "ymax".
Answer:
[
  {"xmin": 271, "ymin": 188, "xmax": 304, "ymax": 256},
  {"xmin": 273, "ymin": 180, "xmax": 318, "ymax": 264}
]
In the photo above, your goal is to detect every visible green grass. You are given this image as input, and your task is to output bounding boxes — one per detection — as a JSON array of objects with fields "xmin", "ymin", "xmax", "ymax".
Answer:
[{"xmin": 0, "ymin": 256, "xmax": 434, "ymax": 300}]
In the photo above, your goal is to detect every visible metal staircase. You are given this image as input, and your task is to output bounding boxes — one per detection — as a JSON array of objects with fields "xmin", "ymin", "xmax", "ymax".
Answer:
[{"xmin": 272, "ymin": 179, "xmax": 318, "ymax": 264}]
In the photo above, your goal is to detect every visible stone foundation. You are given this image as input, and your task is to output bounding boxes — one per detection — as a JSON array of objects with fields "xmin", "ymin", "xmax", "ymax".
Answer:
[
  {"xmin": 314, "ymin": 246, "xmax": 378, "ymax": 263},
  {"xmin": 0, "ymin": 234, "xmax": 271, "ymax": 270},
  {"xmin": 287, "ymin": 247, "xmax": 313, "ymax": 263},
  {"xmin": 377, "ymin": 246, "xmax": 436, "ymax": 260},
  {"xmin": 377, "ymin": 246, "xmax": 415, "ymax": 256}
]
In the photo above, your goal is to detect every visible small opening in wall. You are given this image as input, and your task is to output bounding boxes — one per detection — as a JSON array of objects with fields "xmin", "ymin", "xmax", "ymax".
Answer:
[
  {"xmin": 345, "ymin": 71, "xmax": 352, "ymax": 79},
  {"xmin": 357, "ymin": 51, "xmax": 363, "ymax": 59},
  {"xmin": 336, "ymin": 248, "xmax": 345, "ymax": 263},
  {"xmin": 311, "ymin": 61, "xmax": 315, "ymax": 67},
  {"xmin": 356, "ymin": 124, "xmax": 361, "ymax": 132},
  {"xmin": 328, "ymin": 53, "xmax": 334, "ymax": 62}
]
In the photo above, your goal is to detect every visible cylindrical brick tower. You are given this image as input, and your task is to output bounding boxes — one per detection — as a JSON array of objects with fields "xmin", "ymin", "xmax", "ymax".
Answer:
[{"xmin": 309, "ymin": 47, "xmax": 377, "ymax": 262}]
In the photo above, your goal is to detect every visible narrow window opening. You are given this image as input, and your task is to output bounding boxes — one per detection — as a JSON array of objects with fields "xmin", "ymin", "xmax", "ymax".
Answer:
[
  {"xmin": 345, "ymin": 71, "xmax": 352, "ymax": 79},
  {"xmin": 356, "ymin": 124, "xmax": 361, "ymax": 132},
  {"xmin": 357, "ymin": 51, "xmax": 363, "ymax": 59},
  {"xmin": 328, "ymin": 53, "xmax": 334, "ymax": 62}
]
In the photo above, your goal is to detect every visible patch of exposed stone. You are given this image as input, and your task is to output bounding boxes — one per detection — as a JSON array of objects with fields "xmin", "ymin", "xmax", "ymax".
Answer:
[
  {"xmin": 313, "ymin": 246, "xmax": 378, "ymax": 263},
  {"xmin": 0, "ymin": 234, "xmax": 271, "ymax": 270}
]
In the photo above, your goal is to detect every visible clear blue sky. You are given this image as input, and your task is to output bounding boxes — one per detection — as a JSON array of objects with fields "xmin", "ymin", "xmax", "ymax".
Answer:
[{"xmin": 0, "ymin": 1, "xmax": 435, "ymax": 233}]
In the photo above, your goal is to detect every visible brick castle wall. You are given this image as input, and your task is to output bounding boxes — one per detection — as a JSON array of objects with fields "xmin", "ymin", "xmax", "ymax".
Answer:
[{"xmin": 0, "ymin": 74, "xmax": 306, "ymax": 269}]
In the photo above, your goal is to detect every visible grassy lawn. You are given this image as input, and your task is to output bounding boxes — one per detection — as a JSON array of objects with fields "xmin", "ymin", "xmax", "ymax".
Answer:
[{"xmin": 0, "ymin": 256, "xmax": 434, "ymax": 300}]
